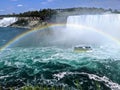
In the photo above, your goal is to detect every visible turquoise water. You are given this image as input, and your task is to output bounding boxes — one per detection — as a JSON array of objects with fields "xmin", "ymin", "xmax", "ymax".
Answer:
[
  {"xmin": 0, "ymin": 27, "xmax": 28, "ymax": 47},
  {"xmin": 0, "ymin": 27, "xmax": 120, "ymax": 90}
]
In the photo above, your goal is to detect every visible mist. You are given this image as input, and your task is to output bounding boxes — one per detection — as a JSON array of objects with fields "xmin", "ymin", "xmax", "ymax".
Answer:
[{"xmin": 12, "ymin": 14, "xmax": 120, "ymax": 48}]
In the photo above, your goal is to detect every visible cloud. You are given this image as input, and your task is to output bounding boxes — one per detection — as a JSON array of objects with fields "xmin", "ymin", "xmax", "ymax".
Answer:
[
  {"xmin": 41, "ymin": 0, "xmax": 54, "ymax": 5},
  {"xmin": 0, "ymin": 10, "xmax": 5, "ymax": 12},
  {"xmin": 17, "ymin": 4, "xmax": 23, "ymax": 7},
  {"xmin": 28, "ymin": 8, "xmax": 35, "ymax": 11},
  {"xmin": 11, "ymin": 0, "xmax": 18, "ymax": 1},
  {"xmin": 47, "ymin": 0, "xmax": 54, "ymax": 2}
]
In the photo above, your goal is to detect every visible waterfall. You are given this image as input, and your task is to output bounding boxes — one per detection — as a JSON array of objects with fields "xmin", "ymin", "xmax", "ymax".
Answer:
[
  {"xmin": 0, "ymin": 17, "xmax": 18, "ymax": 27},
  {"xmin": 66, "ymin": 14, "xmax": 120, "ymax": 41}
]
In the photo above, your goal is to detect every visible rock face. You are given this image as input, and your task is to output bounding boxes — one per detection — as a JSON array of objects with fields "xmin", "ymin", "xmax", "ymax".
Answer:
[
  {"xmin": 0, "ymin": 17, "xmax": 46, "ymax": 29},
  {"xmin": 10, "ymin": 17, "xmax": 42, "ymax": 29},
  {"xmin": 0, "ymin": 17, "xmax": 18, "ymax": 27}
]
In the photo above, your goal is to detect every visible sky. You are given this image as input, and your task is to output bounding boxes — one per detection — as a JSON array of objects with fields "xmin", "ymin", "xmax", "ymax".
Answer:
[{"xmin": 0, "ymin": 0, "xmax": 120, "ymax": 15}]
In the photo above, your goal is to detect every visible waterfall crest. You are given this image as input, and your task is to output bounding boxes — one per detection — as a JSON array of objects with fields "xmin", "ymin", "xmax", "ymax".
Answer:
[
  {"xmin": 67, "ymin": 14, "xmax": 120, "ymax": 40},
  {"xmin": 0, "ymin": 17, "xmax": 18, "ymax": 27}
]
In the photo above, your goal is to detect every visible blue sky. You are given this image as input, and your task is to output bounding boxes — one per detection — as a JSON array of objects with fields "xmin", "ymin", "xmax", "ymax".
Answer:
[{"xmin": 0, "ymin": 0, "xmax": 120, "ymax": 14}]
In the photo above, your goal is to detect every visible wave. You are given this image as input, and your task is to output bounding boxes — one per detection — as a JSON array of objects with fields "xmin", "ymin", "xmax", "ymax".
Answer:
[{"xmin": 54, "ymin": 72, "xmax": 120, "ymax": 90}]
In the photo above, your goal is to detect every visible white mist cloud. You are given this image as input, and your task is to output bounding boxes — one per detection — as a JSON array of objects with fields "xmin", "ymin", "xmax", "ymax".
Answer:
[
  {"xmin": 17, "ymin": 4, "xmax": 23, "ymax": 7},
  {"xmin": 11, "ymin": 0, "xmax": 18, "ymax": 1},
  {"xmin": 41, "ymin": 0, "xmax": 54, "ymax": 5},
  {"xmin": 48, "ymin": 0, "xmax": 54, "ymax": 2}
]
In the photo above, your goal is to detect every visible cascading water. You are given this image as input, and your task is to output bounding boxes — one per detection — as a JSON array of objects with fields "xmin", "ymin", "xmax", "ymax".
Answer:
[
  {"xmin": 65, "ymin": 14, "xmax": 120, "ymax": 48},
  {"xmin": 67, "ymin": 14, "xmax": 120, "ymax": 41},
  {"xmin": 0, "ymin": 17, "xmax": 18, "ymax": 27}
]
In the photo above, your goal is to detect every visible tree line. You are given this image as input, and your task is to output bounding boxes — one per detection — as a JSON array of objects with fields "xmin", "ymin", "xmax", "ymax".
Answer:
[{"xmin": 0, "ymin": 7, "xmax": 120, "ymax": 19}]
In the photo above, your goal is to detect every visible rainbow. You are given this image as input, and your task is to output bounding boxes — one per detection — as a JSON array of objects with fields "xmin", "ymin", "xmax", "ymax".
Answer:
[{"xmin": 0, "ymin": 23, "xmax": 120, "ymax": 52}]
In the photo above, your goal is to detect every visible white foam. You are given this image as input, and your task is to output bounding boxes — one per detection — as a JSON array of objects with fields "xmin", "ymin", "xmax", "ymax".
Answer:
[
  {"xmin": 54, "ymin": 72, "xmax": 120, "ymax": 90},
  {"xmin": 0, "ymin": 17, "xmax": 18, "ymax": 27},
  {"xmin": 0, "ymin": 75, "xmax": 10, "ymax": 79}
]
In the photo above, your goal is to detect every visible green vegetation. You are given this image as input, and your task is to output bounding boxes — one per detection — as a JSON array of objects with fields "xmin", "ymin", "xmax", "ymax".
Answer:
[
  {"xmin": 18, "ymin": 9, "xmax": 57, "ymax": 21},
  {"xmin": 95, "ymin": 81, "xmax": 101, "ymax": 90},
  {"xmin": 74, "ymin": 80, "xmax": 83, "ymax": 90},
  {"xmin": 1, "ymin": 7, "xmax": 119, "ymax": 19},
  {"xmin": 20, "ymin": 86, "xmax": 63, "ymax": 90},
  {"xmin": 0, "ymin": 80, "xmax": 106, "ymax": 90},
  {"xmin": 4, "ymin": 85, "xmax": 68, "ymax": 90}
]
